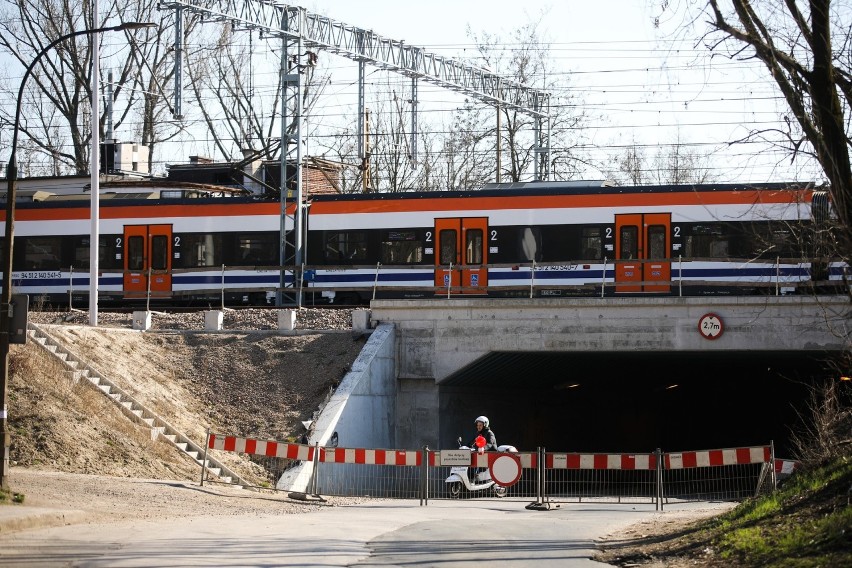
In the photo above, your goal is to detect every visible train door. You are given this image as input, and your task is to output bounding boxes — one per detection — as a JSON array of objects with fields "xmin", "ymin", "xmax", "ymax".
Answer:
[
  {"xmin": 614, "ymin": 213, "xmax": 671, "ymax": 293},
  {"xmin": 123, "ymin": 224, "xmax": 173, "ymax": 299},
  {"xmin": 434, "ymin": 217, "xmax": 488, "ymax": 294}
]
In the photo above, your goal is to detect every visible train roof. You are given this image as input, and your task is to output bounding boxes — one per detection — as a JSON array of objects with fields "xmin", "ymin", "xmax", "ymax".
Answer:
[
  {"xmin": 2, "ymin": 181, "xmax": 817, "ymax": 210},
  {"xmin": 309, "ymin": 181, "xmax": 816, "ymax": 202}
]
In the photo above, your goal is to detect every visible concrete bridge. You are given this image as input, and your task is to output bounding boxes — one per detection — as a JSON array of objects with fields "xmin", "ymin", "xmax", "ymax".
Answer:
[{"xmin": 308, "ymin": 295, "xmax": 849, "ymax": 472}]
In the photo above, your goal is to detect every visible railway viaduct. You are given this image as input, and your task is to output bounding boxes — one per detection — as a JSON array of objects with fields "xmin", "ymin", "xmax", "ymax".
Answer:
[{"xmin": 314, "ymin": 295, "xmax": 850, "ymax": 462}]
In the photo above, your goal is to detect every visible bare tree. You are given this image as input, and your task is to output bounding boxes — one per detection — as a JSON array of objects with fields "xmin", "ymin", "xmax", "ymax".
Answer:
[
  {"xmin": 183, "ymin": 22, "xmax": 330, "ymax": 166},
  {"xmin": 459, "ymin": 14, "xmax": 587, "ymax": 185},
  {"xmin": 611, "ymin": 143, "xmax": 647, "ymax": 185},
  {"xmin": 609, "ymin": 135, "xmax": 715, "ymax": 186},
  {"xmin": 0, "ymin": 0, "xmax": 167, "ymax": 175},
  {"xmin": 672, "ymin": 0, "xmax": 852, "ymax": 256},
  {"xmin": 440, "ymin": 100, "xmax": 495, "ymax": 190},
  {"xmin": 650, "ymin": 133, "xmax": 715, "ymax": 185},
  {"xmin": 367, "ymin": 88, "xmax": 422, "ymax": 193}
]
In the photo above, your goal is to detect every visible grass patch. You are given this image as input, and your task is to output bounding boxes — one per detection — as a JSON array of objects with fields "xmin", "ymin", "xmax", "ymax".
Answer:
[
  {"xmin": 708, "ymin": 457, "xmax": 852, "ymax": 567},
  {"xmin": 0, "ymin": 487, "xmax": 26, "ymax": 504},
  {"xmin": 604, "ymin": 457, "xmax": 852, "ymax": 567}
]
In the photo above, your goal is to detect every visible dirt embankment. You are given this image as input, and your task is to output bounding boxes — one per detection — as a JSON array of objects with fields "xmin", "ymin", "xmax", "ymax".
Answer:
[{"xmin": 9, "ymin": 309, "xmax": 363, "ymax": 485}]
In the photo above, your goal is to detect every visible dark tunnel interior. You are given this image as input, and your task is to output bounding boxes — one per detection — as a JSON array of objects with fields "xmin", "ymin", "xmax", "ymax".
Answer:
[{"xmin": 438, "ymin": 350, "xmax": 841, "ymax": 458}]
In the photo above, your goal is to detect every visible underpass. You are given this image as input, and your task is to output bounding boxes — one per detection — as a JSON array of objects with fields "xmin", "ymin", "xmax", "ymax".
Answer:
[
  {"xmin": 437, "ymin": 350, "xmax": 833, "ymax": 456},
  {"xmin": 370, "ymin": 296, "xmax": 848, "ymax": 457}
]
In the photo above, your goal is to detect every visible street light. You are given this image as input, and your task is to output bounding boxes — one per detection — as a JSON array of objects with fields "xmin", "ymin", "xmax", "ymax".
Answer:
[{"xmin": 0, "ymin": 21, "xmax": 157, "ymax": 489}]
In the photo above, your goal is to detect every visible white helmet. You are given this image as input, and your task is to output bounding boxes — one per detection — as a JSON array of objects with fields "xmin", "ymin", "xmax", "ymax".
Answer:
[{"xmin": 474, "ymin": 416, "xmax": 489, "ymax": 429}]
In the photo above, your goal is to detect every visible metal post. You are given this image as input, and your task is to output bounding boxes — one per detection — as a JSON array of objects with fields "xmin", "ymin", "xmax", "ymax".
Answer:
[
  {"xmin": 601, "ymin": 257, "xmax": 607, "ymax": 298},
  {"xmin": 220, "ymin": 264, "xmax": 225, "ymax": 310},
  {"xmin": 146, "ymin": 265, "xmax": 152, "ymax": 313},
  {"xmin": 446, "ymin": 263, "xmax": 452, "ymax": 299},
  {"xmin": 655, "ymin": 448, "xmax": 664, "ymax": 511},
  {"xmin": 529, "ymin": 260, "xmax": 536, "ymax": 298},
  {"xmin": 68, "ymin": 266, "xmax": 73, "ymax": 310},
  {"xmin": 536, "ymin": 447, "xmax": 543, "ymax": 504},
  {"xmin": 200, "ymin": 428, "xmax": 210, "ymax": 487},
  {"xmin": 420, "ymin": 445, "xmax": 429, "ymax": 506},
  {"xmin": 770, "ymin": 440, "xmax": 777, "ymax": 491},
  {"xmin": 89, "ymin": 0, "xmax": 100, "ymax": 328},
  {"xmin": 776, "ymin": 256, "xmax": 780, "ymax": 295},
  {"xmin": 678, "ymin": 255, "xmax": 682, "ymax": 297},
  {"xmin": 311, "ymin": 442, "xmax": 320, "ymax": 496},
  {"xmin": 372, "ymin": 262, "xmax": 381, "ymax": 301}
]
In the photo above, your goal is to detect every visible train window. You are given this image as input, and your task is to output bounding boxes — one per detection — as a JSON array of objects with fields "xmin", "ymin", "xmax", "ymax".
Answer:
[
  {"xmin": 685, "ymin": 224, "xmax": 728, "ymax": 258},
  {"xmin": 648, "ymin": 225, "xmax": 667, "ymax": 259},
  {"xmin": 72, "ymin": 236, "xmax": 118, "ymax": 269},
  {"xmin": 439, "ymin": 229, "xmax": 456, "ymax": 264},
  {"xmin": 23, "ymin": 236, "xmax": 62, "ymax": 270},
  {"xmin": 181, "ymin": 234, "xmax": 222, "ymax": 267},
  {"xmin": 620, "ymin": 226, "xmax": 638, "ymax": 260},
  {"xmin": 324, "ymin": 231, "xmax": 367, "ymax": 264},
  {"xmin": 580, "ymin": 227, "xmax": 602, "ymax": 260},
  {"xmin": 151, "ymin": 235, "xmax": 168, "ymax": 270},
  {"xmin": 238, "ymin": 233, "xmax": 278, "ymax": 266},
  {"xmin": 381, "ymin": 231, "xmax": 423, "ymax": 264},
  {"xmin": 128, "ymin": 236, "xmax": 144, "ymax": 270},
  {"xmin": 466, "ymin": 228, "xmax": 483, "ymax": 265}
]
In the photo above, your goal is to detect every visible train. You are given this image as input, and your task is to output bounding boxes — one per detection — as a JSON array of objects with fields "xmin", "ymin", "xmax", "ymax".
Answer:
[{"xmin": 0, "ymin": 180, "xmax": 842, "ymax": 307}]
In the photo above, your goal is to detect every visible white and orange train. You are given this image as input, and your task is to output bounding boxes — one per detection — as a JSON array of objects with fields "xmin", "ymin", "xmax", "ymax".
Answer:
[{"xmin": 0, "ymin": 181, "xmax": 841, "ymax": 306}]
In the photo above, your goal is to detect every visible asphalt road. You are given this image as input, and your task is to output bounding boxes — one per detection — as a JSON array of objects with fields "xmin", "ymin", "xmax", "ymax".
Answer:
[{"xmin": 0, "ymin": 498, "xmax": 726, "ymax": 567}]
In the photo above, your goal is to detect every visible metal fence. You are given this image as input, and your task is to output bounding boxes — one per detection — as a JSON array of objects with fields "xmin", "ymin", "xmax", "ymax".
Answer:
[{"xmin": 202, "ymin": 433, "xmax": 795, "ymax": 507}]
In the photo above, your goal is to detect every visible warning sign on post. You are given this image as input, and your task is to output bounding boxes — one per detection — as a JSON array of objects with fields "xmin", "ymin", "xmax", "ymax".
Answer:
[
  {"xmin": 489, "ymin": 453, "xmax": 522, "ymax": 487},
  {"xmin": 440, "ymin": 450, "xmax": 472, "ymax": 466}
]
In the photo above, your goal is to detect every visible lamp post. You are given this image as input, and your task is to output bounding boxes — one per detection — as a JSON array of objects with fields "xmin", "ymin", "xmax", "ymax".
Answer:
[{"xmin": 0, "ymin": 21, "xmax": 157, "ymax": 489}]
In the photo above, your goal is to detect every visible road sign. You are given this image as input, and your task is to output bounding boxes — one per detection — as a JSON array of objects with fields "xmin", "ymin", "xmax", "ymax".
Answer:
[
  {"xmin": 489, "ymin": 453, "xmax": 522, "ymax": 487},
  {"xmin": 698, "ymin": 313, "xmax": 724, "ymax": 340}
]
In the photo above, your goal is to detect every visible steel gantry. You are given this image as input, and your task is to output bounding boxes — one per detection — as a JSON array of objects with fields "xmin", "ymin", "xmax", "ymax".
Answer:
[{"xmin": 158, "ymin": 1, "xmax": 552, "ymax": 305}]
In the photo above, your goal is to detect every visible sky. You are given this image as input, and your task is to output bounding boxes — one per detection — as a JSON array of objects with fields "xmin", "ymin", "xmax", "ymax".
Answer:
[
  {"xmin": 0, "ymin": 0, "xmax": 822, "ymax": 185},
  {"xmin": 202, "ymin": 0, "xmax": 818, "ymax": 185}
]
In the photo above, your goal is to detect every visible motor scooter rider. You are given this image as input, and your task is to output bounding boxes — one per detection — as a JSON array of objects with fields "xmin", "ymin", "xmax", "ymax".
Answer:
[{"xmin": 470, "ymin": 416, "xmax": 497, "ymax": 454}]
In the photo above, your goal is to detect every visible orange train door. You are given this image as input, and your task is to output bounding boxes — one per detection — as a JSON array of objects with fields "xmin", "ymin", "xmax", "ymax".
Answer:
[
  {"xmin": 614, "ymin": 213, "xmax": 671, "ymax": 293},
  {"xmin": 434, "ymin": 217, "xmax": 488, "ymax": 294},
  {"xmin": 123, "ymin": 225, "xmax": 173, "ymax": 299}
]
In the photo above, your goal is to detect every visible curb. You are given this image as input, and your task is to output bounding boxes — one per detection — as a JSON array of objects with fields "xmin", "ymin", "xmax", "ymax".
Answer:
[{"xmin": 0, "ymin": 507, "xmax": 89, "ymax": 534}]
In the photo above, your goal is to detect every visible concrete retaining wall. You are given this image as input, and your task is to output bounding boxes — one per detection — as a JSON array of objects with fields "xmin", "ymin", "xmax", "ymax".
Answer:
[
  {"xmin": 371, "ymin": 296, "xmax": 850, "ymax": 382},
  {"xmin": 277, "ymin": 323, "xmax": 397, "ymax": 492}
]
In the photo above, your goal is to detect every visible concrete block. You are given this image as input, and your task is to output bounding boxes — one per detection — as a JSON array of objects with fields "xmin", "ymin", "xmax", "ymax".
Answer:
[
  {"xmin": 204, "ymin": 310, "xmax": 223, "ymax": 331},
  {"xmin": 352, "ymin": 309, "xmax": 371, "ymax": 331},
  {"xmin": 278, "ymin": 309, "xmax": 297, "ymax": 331},
  {"xmin": 132, "ymin": 311, "xmax": 152, "ymax": 331}
]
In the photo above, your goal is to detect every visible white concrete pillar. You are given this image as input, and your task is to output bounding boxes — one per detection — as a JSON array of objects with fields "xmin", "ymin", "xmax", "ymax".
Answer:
[
  {"xmin": 278, "ymin": 309, "xmax": 297, "ymax": 331},
  {"xmin": 352, "ymin": 308, "xmax": 371, "ymax": 331},
  {"xmin": 204, "ymin": 310, "xmax": 224, "ymax": 331},
  {"xmin": 132, "ymin": 311, "xmax": 152, "ymax": 331}
]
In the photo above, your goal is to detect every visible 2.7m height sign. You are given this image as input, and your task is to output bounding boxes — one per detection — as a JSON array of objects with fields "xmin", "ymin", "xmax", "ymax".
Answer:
[{"xmin": 698, "ymin": 313, "xmax": 724, "ymax": 340}]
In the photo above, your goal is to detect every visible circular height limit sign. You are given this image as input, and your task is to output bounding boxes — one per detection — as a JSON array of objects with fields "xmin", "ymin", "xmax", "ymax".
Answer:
[{"xmin": 698, "ymin": 313, "xmax": 724, "ymax": 340}]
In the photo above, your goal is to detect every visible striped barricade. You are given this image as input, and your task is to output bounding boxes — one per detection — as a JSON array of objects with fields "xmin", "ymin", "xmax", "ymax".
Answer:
[{"xmin": 204, "ymin": 433, "xmax": 796, "ymax": 502}]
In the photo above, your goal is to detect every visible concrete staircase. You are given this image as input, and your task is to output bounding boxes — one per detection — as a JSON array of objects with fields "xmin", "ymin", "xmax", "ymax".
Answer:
[{"xmin": 28, "ymin": 322, "xmax": 249, "ymax": 487}]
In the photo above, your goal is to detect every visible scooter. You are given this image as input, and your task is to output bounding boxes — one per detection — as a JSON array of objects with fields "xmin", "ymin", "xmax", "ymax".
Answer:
[{"xmin": 445, "ymin": 437, "xmax": 518, "ymax": 498}]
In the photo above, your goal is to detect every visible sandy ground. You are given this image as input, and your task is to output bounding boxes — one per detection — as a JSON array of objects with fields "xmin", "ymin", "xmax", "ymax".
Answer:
[{"xmin": 5, "ymin": 468, "xmax": 359, "ymax": 525}]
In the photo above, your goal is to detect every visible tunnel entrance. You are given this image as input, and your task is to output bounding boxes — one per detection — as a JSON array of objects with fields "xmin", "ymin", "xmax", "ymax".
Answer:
[{"xmin": 438, "ymin": 350, "xmax": 840, "ymax": 458}]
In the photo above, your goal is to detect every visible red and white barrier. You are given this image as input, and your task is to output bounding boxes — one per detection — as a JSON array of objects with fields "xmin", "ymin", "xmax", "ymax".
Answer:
[
  {"xmin": 774, "ymin": 458, "xmax": 800, "ymax": 475},
  {"xmin": 210, "ymin": 434, "xmax": 782, "ymax": 474},
  {"xmin": 546, "ymin": 453, "xmax": 657, "ymax": 470},
  {"xmin": 321, "ymin": 447, "xmax": 427, "ymax": 466},
  {"xmin": 665, "ymin": 446, "xmax": 770, "ymax": 469},
  {"xmin": 208, "ymin": 434, "xmax": 313, "ymax": 460}
]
